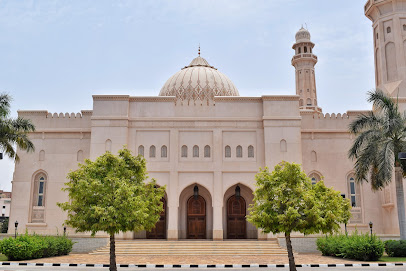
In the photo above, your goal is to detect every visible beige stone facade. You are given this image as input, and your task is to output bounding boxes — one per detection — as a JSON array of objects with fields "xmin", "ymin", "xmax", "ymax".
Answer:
[{"xmin": 8, "ymin": 0, "xmax": 406, "ymax": 239}]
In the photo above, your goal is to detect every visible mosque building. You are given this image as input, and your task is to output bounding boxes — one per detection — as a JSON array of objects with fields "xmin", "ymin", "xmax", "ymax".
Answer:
[{"xmin": 8, "ymin": 0, "xmax": 406, "ymax": 240}]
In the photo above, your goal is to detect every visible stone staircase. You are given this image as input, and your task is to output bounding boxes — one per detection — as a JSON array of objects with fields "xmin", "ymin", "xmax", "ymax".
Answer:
[{"xmin": 90, "ymin": 240, "xmax": 288, "ymax": 256}]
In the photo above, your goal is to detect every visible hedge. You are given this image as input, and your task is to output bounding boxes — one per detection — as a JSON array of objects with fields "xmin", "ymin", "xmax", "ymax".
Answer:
[
  {"xmin": 384, "ymin": 240, "xmax": 406, "ymax": 257},
  {"xmin": 316, "ymin": 231, "xmax": 384, "ymax": 261},
  {"xmin": 0, "ymin": 234, "xmax": 73, "ymax": 261}
]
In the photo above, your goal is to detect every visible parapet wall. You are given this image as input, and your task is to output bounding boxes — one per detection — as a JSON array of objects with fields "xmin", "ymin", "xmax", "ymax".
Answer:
[
  {"xmin": 17, "ymin": 110, "xmax": 92, "ymax": 130},
  {"xmin": 301, "ymin": 110, "xmax": 370, "ymax": 131}
]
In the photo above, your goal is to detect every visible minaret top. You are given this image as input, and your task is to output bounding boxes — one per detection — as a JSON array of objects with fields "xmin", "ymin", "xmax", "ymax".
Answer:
[{"xmin": 295, "ymin": 27, "xmax": 311, "ymax": 43}]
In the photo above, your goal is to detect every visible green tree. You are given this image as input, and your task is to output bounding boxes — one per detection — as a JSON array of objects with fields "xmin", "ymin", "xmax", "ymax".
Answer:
[
  {"xmin": 0, "ymin": 93, "xmax": 35, "ymax": 161},
  {"xmin": 247, "ymin": 162, "xmax": 350, "ymax": 271},
  {"xmin": 349, "ymin": 89, "xmax": 406, "ymax": 240},
  {"xmin": 58, "ymin": 148, "xmax": 165, "ymax": 271}
]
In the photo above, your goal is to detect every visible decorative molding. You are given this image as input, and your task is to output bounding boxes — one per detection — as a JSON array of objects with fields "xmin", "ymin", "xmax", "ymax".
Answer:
[
  {"xmin": 214, "ymin": 96, "xmax": 262, "ymax": 102},
  {"xmin": 261, "ymin": 95, "xmax": 300, "ymax": 101},
  {"xmin": 92, "ymin": 95, "xmax": 130, "ymax": 101},
  {"xmin": 263, "ymin": 117, "xmax": 302, "ymax": 121},
  {"xmin": 130, "ymin": 96, "xmax": 176, "ymax": 102}
]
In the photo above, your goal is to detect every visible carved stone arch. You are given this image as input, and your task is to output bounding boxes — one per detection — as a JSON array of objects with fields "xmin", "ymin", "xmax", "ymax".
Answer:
[
  {"xmin": 223, "ymin": 183, "xmax": 257, "ymax": 239},
  {"xmin": 346, "ymin": 171, "xmax": 361, "ymax": 208},
  {"xmin": 178, "ymin": 183, "xmax": 213, "ymax": 239}
]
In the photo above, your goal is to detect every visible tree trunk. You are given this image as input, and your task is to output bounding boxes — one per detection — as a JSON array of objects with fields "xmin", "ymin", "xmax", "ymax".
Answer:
[
  {"xmin": 109, "ymin": 234, "xmax": 117, "ymax": 271},
  {"xmin": 285, "ymin": 232, "xmax": 297, "ymax": 271},
  {"xmin": 395, "ymin": 167, "xmax": 406, "ymax": 240}
]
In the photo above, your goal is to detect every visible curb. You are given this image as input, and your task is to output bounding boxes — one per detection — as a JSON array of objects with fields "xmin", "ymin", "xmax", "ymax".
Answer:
[{"xmin": 1, "ymin": 262, "xmax": 406, "ymax": 268}]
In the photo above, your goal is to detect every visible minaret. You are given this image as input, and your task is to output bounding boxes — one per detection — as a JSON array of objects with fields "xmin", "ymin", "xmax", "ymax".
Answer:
[
  {"xmin": 292, "ymin": 27, "xmax": 322, "ymax": 113},
  {"xmin": 365, "ymin": 0, "xmax": 406, "ymax": 101}
]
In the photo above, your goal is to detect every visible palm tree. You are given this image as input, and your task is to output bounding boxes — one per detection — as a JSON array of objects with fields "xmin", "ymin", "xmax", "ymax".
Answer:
[
  {"xmin": 349, "ymin": 89, "xmax": 406, "ymax": 239},
  {"xmin": 0, "ymin": 93, "xmax": 35, "ymax": 161}
]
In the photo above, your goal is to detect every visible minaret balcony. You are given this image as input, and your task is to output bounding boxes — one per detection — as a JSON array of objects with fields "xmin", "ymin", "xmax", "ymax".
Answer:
[{"xmin": 291, "ymin": 53, "xmax": 318, "ymax": 65}]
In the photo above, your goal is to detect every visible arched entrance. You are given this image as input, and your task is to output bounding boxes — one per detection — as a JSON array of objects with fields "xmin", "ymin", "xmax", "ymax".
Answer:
[
  {"xmin": 147, "ymin": 198, "xmax": 166, "ymax": 239},
  {"xmin": 227, "ymin": 195, "xmax": 246, "ymax": 239},
  {"xmin": 187, "ymin": 195, "xmax": 206, "ymax": 239}
]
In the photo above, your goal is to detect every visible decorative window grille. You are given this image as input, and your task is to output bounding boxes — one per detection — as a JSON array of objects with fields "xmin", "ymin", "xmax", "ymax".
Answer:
[
  {"xmin": 204, "ymin": 145, "xmax": 210, "ymax": 158},
  {"xmin": 138, "ymin": 145, "xmax": 144, "ymax": 156},
  {"xmin": 248, "ymin": 145, "xmax": 254, "ymax": 158},
  {"xmin": 181, "ymin": 145, "xmax": 188, "ymax": 158},
  {"xmin": 225, "ymin": 146, "xmax": 231, "ymax": 158},
  {"xmin": 236, "ymin": 145, "xmax": 243, "ymax": 158},
  {"xmin": 193, "ymin": 145, "xmax": 199, "ymax": 157},
  {"xmin": 149, "ymin": 145, "xmax": 156, "ymax": 158}
]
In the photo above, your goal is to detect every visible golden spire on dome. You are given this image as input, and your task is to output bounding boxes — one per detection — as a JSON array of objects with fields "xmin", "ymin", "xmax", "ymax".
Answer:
[{"xmin": 198, "ymin": 44, "xmax": 200, "ymax": 57}]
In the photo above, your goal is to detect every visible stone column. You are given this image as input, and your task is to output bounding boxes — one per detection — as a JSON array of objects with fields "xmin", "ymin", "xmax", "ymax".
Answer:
[{"xmin": 212, "ymin": 172, "xmax": 223, "ymax": 240}]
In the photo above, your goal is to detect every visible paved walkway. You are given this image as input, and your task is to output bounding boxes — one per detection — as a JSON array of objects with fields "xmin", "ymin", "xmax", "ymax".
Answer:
[{"xmin": 18, "ymin": 253, "xmax": 366, "ymax": 265}]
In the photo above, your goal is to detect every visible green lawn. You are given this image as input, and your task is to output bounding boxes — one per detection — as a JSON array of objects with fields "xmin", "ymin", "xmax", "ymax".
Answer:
[{"xmin": 378, "ymin": 256, "xmax": 406, "ymax": 262}]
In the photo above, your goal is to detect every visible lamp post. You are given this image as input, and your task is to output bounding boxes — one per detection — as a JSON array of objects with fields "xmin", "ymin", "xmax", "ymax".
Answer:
[
  {"xmin": 63, "ymin": 226, "xmax": 67, "ymax": 236},
  {"xmin": 14, "ymin": 221, "xmax": 18, "ymax": 239},
  {"xmin": 235, "ymin": 185, "xmax": 241, "ymax": 199},
  {"xmin": 369, "ymin": 221, "xmax": 373, "ymax": 240},
  {"xmin": 341, "ymin": 194, "xmax": 347, "ymax": 235},
  {"xmin": 193, "ymin": 185, "xmax": 199, "ymax": 199}
]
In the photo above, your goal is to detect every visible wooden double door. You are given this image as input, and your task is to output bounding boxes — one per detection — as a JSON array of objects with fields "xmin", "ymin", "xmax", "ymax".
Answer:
[
  {"xmin": 147, "ymin": 198, "xmax": 166, "ymax": 239},
  {"xmin": 227, "ymin": 195, "xmax": 246, "ymax": 239},
  {"xmin": 187, "ymin": 195, "xmax": 206, "ymax": 239}
]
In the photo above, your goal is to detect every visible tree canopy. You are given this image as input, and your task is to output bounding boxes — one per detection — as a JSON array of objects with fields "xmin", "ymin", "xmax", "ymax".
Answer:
[
  {"xmin": 0, "ymin": 93, "xmax": 35, "ymax": 161},
  {"xmin": 247, "ymin": 162, "xmax": 350, "ymax": 271},
  {"xmin": 58, "ymin": 148, "xmax": 165, "ymax": 271}
]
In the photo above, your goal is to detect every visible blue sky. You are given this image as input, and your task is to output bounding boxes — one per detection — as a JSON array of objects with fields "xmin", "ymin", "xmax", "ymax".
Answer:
[{"xmin": 0, "ymin": 0, "xmax": 374, "ymax": 191}]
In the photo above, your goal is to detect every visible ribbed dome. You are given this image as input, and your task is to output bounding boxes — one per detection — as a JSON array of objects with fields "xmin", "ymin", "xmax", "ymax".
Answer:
[
  {"xmin": 159, "ymin": 56, "xmax": 239, "ymax": 104},
  {"xmin": 295, "ymin": 27, "xmax": 311, "ymax": 42}
]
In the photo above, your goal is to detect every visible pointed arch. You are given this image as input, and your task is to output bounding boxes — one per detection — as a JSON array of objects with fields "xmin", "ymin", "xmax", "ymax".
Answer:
[
  {"xmin": 138, "ymin": 145, "xmax": 144, "ymax": 156},
  {"xmin": 308, "ymin": 171, "xmax": 322, "ymax": 185},
  {"xmin": 248, "ymin": 145, "xmax": 254, "ymax": 158},
  {"xmin": 39, "ymin": 150, "xmax": 45, "ymax": 161},
  {"xmin": 204, "ymin": 145, "xmax": 211, "ymax": 158},
  {"xmin": 280, "ymin": 140, "xmax": 287, "ymax": 152},
  {"xmin": 181, "ymin": 145, "xmax": 188, "ymax": 158},
  {"xmin": 193, "ymin": 145, "xmax": 199, "ymax": 157},
  {"xmin": 311, "ymin": 150, "xmax": 317, "ymax": 162},
  {"xmin": 225, "ymin": 145, "xmax": 231, "ymax": 158},
  {"xmin": 105, "ymin": 139, "xmax": 112, "ymax": 152},
  {"xmin": 77, "ymin": 150, "xmax": 84, "ymax": 162},
  {"xmin": 236, "ymin": 145, "xmax": 243, "ymax": 158},
  {"xmin": 161, "ymin": 145, "xmax": 167, "ymax": 158}
]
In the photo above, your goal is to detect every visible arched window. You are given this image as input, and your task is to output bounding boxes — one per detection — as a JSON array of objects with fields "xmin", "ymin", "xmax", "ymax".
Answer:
[
  {"xmin": 204, "ymin": 145, "xmax": 211, "ymax": 158},
  {"xmin": 304, "ymin": 46, "xmax": 308, "ymax": 53},
  {"xmin": 181, "ymin": 145, "xmax": 188, "ymax": 158},
  {"xmin": 138, "ymin": 145, "xmax": 144, "ymax": 156},
  {"xmin": 298, "ymin": 47, "xmax": 301, "ymax": 54},
  {"xmin": 387, "ymin": 26, "xmax": 391, "ymax": 33},
  {"xmin": 39, "ymin": 150, "xmax": 45, "ymax": 161},
  {"xmin": 236, "ymin": 145, "xmax": 243, "ymax": 158},
  {"xmin": 307, "ymin": 98, "xmax": 312, "ymax": 106},
  {"xmin": 105, "ymin": 139, "xmax": 112, "ymax": 152},
  {"xmin": 161, "ymin": 145, "xmax": 167, "ymax": 158},
  {"xmin": 348, "ymin": 175, "xmax": 361, "ymax": 207},
  {"xmin": 193, "ymin": 145, "xmax": 199, "ymax": 157},
  {"xmin": 280, "ymin": 140, "xmax": 287, "ymax": 152},
  {"xmin": 248, "ymin": 145, "xmax": 254, "ymax": 158},
  {"xmin": 149, "ymin": 145, "xmax": 156, "ymax": 158},
  {"xmin": 404, "ymin": 24, "xmax": 406, "ymax": 31},
  {"xmin": 77, "ymin": 150, "xmax": 84, "ymax": 162},
  {"xmin": 311, "ymin": 151, "xmax": 317, "ymax": 162},
  {"xmin": 31, "ymin": 172, "xmax": 47, "ymax": 223},
  {"xmin": 299, "ymin": 99, "xmax": 304, "ymax": 106},
  {"xmin": 309, "ymin": 173, "xmax": 321, "ymax": 186},
  {"xmin": 225, "ymin": 145, "xmax": 231, "ymax": 158}
]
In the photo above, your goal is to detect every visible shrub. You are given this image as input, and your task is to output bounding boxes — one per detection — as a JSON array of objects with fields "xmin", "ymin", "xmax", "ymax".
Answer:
[
  {"xmin": 0, "ymin": 234, "xmax": 73, "ymax": 261},
  {"xmin": 385, "ymin": 240, "xmax": 406, "ymax": 257},
  {"xmin": 316, "ymin": 231, "xmax": 384, "ymax": 261}
]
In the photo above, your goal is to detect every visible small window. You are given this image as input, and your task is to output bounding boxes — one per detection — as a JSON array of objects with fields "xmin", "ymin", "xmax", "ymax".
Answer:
[
  {"xmin": 138, "ymin": 145, "xmax": 144, "ymax": 156},
  {"xmin": 348, "ymin": 176, "xmax": 361, "ymax": 207},
  {"xmin": 248, "ymin": 145, "xmax": 254, "ymax": 158},
  {"xmin": 193, "ymin": 145, "xmax": 199, "ymax": 157},
  {"xmin": 181, "ymin": 145, "xmax": 188, "ymax": 158},
  {"xmin": 309, "ymin": 173, "xmax": 321, "ymax": 186},
  {"xmin": 311, "ymin": 177, "xmax": 317, "ymax": 185},
  {"xmin": 236, "ymin": 145, "xmax": 243, "ymax": 158},
  {"xmin": 105, "ymin": 139, "xmax": 112, "ymax": 152},
  {"xmin": 280, "ymin": 140, "xmax": 287, "ymax": 152},
  {"xmin": 387, "ymin": 27, "xmax": 391, "ymax": 33},
  {"xmin": 304, "ymin": 46, "xmax": 308, "ymax": 53},
  {"xmin": 204, "ymin": 145, "xmax": 210, "ymax": 158},
  {"xmin": 161, "ymin": 145, "xmax": 167, "ymax": 158},
  {"xmin": 298, "ymin": 47, "xmax": 301, "ymax": 54},
  {"xmin": 149, "ymin": 145, "xmax": 156, "ymax": 158},
  {"xmin": 299, "ymin": 99, "xmax": 304, "ymax": 106},
  {"xmin": 225, "ymin": 145, "xmax": 231, "ymax": 158},
  {"xmin": 39, "ymin": 150, "xmax": 45, "ymax": 161},
  {"xmin": 307, "ymin": 98, "xmax": 312, "ymax": 106},
  {"xmin": 403, "ymin": 24, "xmax": 406, "ymax": 31},
  {"xmin": 38, "ymin": 177, "xmax": 45, "ymax": 206}
]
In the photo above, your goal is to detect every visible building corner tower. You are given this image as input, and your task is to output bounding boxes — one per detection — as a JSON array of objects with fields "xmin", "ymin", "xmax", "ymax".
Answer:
[
  {"xmin": 292, "ymin": 27, "xmax": 322, "ymax": 113},
  {"xmin": 365, "ymin": 0, "xmax": 406, "ymax": 101}
]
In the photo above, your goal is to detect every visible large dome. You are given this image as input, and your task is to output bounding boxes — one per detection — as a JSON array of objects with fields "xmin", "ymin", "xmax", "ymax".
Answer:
[{"xmin": 159, "ymin": 56, "xmax": 239, "ymax": 104}]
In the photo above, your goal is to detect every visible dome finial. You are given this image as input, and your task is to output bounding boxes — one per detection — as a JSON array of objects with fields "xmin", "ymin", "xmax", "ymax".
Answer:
[{"xmin": 198, "ymin": 44, "xmax": 200, "ymax": 57}]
